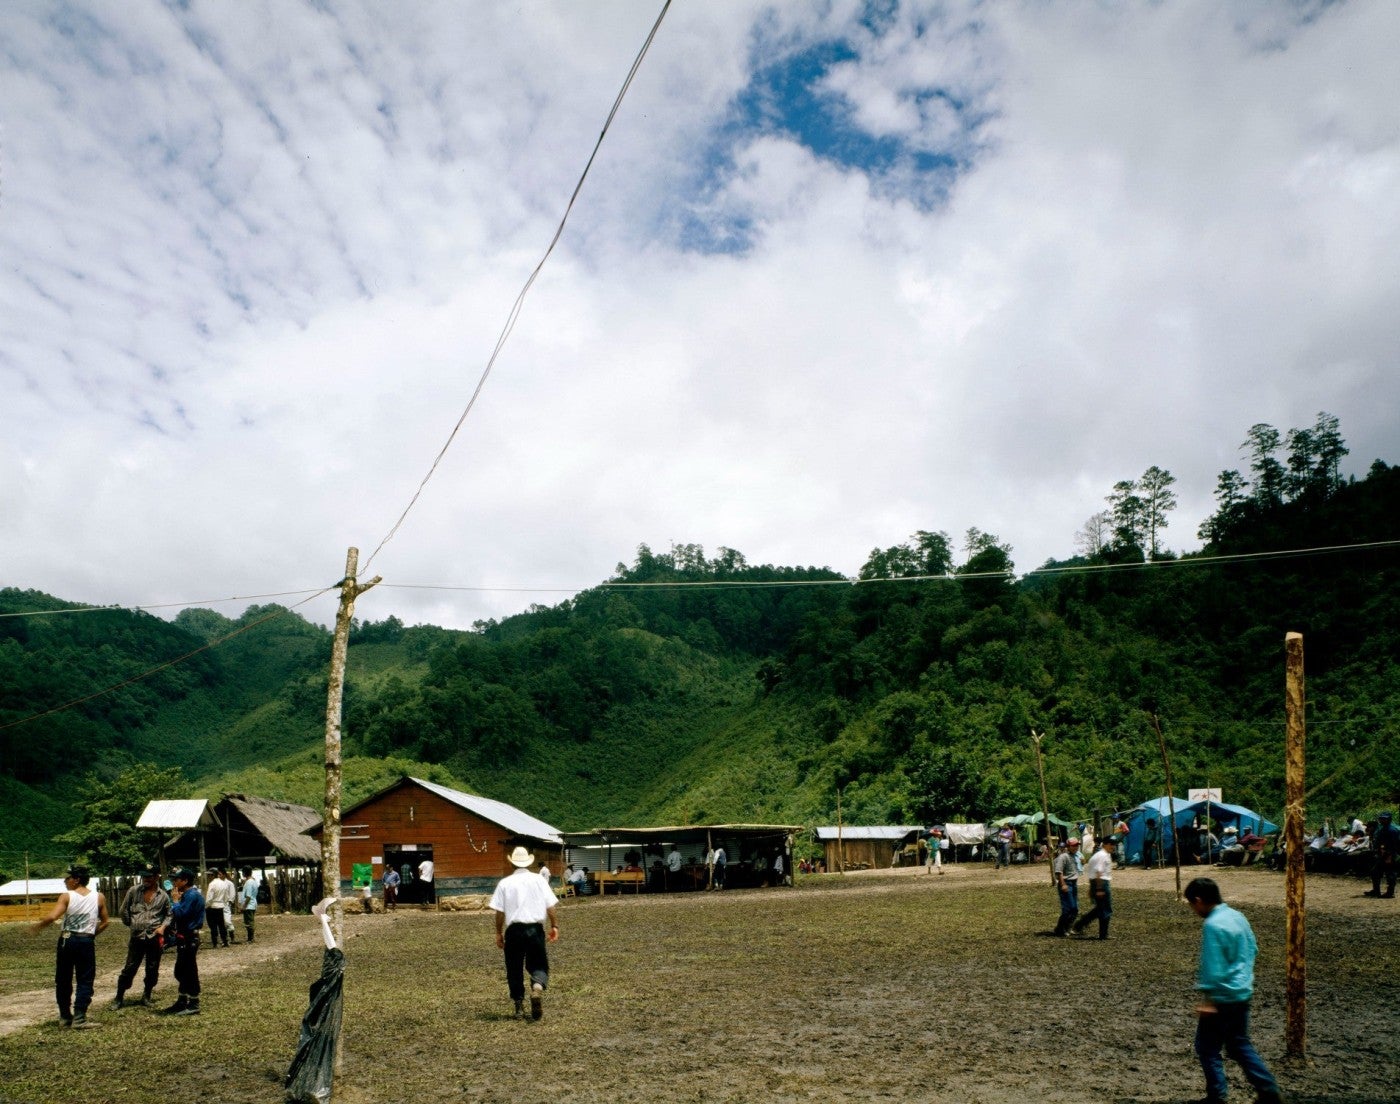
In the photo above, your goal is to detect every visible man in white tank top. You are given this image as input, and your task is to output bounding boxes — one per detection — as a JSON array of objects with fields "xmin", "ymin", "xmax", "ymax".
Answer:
[{"xmin": 33, "ymin": 863, "xmax": 110, "ymax": 1028}]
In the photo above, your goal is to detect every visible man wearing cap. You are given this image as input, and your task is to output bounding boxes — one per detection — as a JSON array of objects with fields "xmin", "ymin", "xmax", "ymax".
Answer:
[
  {"xmin": 1185, "ymin": 877, "xmax": 1283, "ymax": 1104},
  {"xmin": 1052, "ymin": 838, "xmax": 1083, "ymax": 936},
  {"xmin": 159, "ymin": 867, "xmax": 205, "ymax": 1016},
  {"xmin": 112, "ymin": 864, "xmax": 171, "ymax": 1009},
  {"xmin": 1365, "ymin": 812, "xmax": 1399, "ymax": 898},
  {"xmin": 488, "ymin": 846, "xmax": 560, "ymax": 1020},
  {"xmin": 1072, "ymin": 837, "xmax": 1116, "ymax": 939},
  {"xmin": 32, "ymin": 864, "xmax": 109, "ymax": 1028}
]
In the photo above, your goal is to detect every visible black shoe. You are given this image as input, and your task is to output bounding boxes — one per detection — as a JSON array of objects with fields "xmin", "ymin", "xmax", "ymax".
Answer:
[
  {"xmin": 173, "ymin": 1001, "xmax": 200, "ymax": 1016},
  {"xmin": 513, "ymin": 1000, "xmax": 524, "ymax": 1018},
  {"xmin": 530, "ymin": 983, "xmax": 543, "ymax": 1021},
  {"xmin": 139, "ymin": 993, "xmax": 154, "ymax": 1008},
  {"xmin": 111, "ymin": 996, "xmax": 125, "ymax": 1010},
  {"xmin": 158, "ymin": 998, "xmax": 189, "ymax": 1016},
  {"xmin": 71, "ymin": 1012, "xmax": 90, "ymax": 1029},
  {"xmin": 1363, "ymin": 889, "xmax": 1382, "ymax": 897},
  {"xmin": 59, "ymin": 1016, "xmax": 73, "ymax": 1028}
]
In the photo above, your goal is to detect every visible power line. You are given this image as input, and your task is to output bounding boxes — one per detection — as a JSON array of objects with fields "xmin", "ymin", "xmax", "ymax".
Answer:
[{"xmin": 360, "ymin": 1, "xmax": 673, "ymax": 575}]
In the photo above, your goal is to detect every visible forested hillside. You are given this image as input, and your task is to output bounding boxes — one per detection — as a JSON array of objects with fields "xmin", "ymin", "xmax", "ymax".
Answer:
[{"xmin": 3, "ymin": 417, "xmax": 1398, "ymax": 876}]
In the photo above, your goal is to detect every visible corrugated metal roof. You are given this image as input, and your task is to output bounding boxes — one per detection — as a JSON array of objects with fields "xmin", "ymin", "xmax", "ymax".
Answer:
[
  {"xmin": 813, "ymin": 825, "xmax": 923, "ymax": 841},
  {"xmin": 136, "ymin": 799, "xmax": 220, "ymax": 830},
  {"xmin": 410, "ymin": 778, "xmax": 563, "ymax": 844}
]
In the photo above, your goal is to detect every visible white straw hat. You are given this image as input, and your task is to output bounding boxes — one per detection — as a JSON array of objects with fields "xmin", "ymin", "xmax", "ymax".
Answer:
[{"xmin": 507, "ymin": 846, "xmax": 535, "ymax": 868}]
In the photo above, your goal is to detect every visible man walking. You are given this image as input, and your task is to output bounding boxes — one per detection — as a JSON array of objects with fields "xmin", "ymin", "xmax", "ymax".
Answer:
[
  {"xmin": 160, "ymin": 867, "xmax": 205, "ymax": 1016},
  {"xmin": 112, "ymin": 863, "xmax": 170, "ymax": 1008},
  {"xmin": 1072, "ymin": 837, "xmax": 1116, "ymax": 939},
  {"xmin": 1185, "ymin": 877, "xmax": 1283, "ymax": 1104},
  {"xmin": 1052, "ymin": 838, "xmax": 1082, "ymax": 936},
  {"xmin": 1364, "ymin": 811, "xmax": 1398, "ymax": 898},
  {"xmin": 489, "ymin": 846, "xmax": 560, "ymax": 1020},
  {"xmin": 205, "ymin": 867, "xmax": 236, "ymax": 947},
  {"xmin": 383, "ymin": 863, "xmax": 400, "ymax": 911},
  {"xmin": 32, "ymin": 864, "xmax": 109, "ymax": 1028},
  {"xmin": 238, "ymin": 866, "xmax": 259, "ymax": 943}
]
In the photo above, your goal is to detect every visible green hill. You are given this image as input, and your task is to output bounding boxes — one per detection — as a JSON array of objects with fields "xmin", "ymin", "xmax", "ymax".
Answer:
[{"xmin": 4, "ymin": 417, "xmax": 1399, "ymax": 873}]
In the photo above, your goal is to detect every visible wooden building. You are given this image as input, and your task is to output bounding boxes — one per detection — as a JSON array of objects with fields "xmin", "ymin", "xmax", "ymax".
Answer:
[
  {"xmin": 329, "ymin": 776, "xmax": 565, "ymax": 898},
  {"xmin": 814, "ymin": 825, "xmax": 925, "ymax": 871}
]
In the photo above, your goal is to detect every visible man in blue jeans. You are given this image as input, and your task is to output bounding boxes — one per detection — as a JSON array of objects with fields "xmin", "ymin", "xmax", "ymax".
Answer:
[{"xmin": 1185, "ymin": 877, "xmax": 1283, "ymax": 1104}]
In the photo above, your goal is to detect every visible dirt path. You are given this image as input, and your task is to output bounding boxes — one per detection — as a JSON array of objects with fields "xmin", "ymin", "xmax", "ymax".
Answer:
[{"xmin": 0, "ymin": 911, "xmax": 342, "ymax": 1035}]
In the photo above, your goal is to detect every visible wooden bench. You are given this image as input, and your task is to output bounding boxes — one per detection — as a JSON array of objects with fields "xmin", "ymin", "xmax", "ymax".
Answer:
[{"xmin": 593, "ymin": 871, "xmax": 645, "ymax": 896}]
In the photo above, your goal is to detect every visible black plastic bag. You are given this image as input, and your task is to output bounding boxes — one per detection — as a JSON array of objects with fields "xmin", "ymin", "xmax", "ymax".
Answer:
[{"xmin": 285, "ymin": 946, "xmax": 344, "ymax": 1104}]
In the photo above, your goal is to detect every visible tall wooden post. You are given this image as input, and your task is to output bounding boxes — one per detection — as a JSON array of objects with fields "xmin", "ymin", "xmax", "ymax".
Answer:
[
  {"xmin": 1284, "ymin": 632, "xmax": 1306, "ymax": 1061},
  {"xmin": 1151, "ymin": 714, "xmax": 1183, "ymax": 900},
  {"xmin": 1030, "ymin": 729, "xmax": 1055, "ymax": 883},
  {"xmin": 836, "ymin": 786, "xmax": 845, "ymax": 875},
  {"xmin": 321, "ymin": 548, "xmax": 381, "ymax": 949}
]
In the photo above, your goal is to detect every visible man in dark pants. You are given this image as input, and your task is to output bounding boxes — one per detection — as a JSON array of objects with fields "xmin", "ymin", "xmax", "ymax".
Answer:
[
  {"xmin": 160, "ymin": 867, "xmax": 205, "ymax": 1016},
  {"xmin": 32, "ymin": 864, "xmax": 109, "ymax": 1028},
  {"xmin": 489, "ymin": 846, "xmax": 560, "ymax": 1020},
  {"xmin": 1052, "ymin": 838, "xmax": 1082, "ymax": 936},
  {"xmin": 112, "ymin": 864, "xmax": 171, "ymax": 1008},
  {"xmin": 1364, "ymin": 811, "xmax": 1398, "ymax": 898},
  {"xmin": 1072, "ymin": 837, "xmax": 1116, "ymax": 939},
  {"xmin": 1185, "ymin": 877, "xmax": 1283, "ymax": 1104}
]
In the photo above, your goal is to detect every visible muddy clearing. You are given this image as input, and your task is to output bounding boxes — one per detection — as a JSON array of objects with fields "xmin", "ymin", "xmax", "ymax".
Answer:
[{"xmin": 1, "ymin": 864, "xmax": 1396, "ymax": 1104}]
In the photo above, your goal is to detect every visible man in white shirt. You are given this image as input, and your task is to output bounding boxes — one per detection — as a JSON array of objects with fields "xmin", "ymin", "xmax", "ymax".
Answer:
[
  {"xmin": 1072, "ymin": 838, "xmax": 1116, "ymax": 939},
  {"xmin": 418, "ymin": 857, "xmax": 435, "ymax": 905},
  {"xmin": 204, "ymin": 867, "xmax": 236, "ymax": 947},
  {"xmin": 666, "ymin": 847, "xmax": 683, "ymax": 874},
  {"xmin": 489, "ymin": 846, "xmax": 560, "ymax": 1020}
]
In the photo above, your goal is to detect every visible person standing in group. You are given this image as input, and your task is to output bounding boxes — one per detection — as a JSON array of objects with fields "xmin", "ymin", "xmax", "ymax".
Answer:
[
  {"xmin": 383, "ymin": 863, "xmax": 400, "ymax": 911},
  {"xmin": 710, "ymin": 845, "xmax": 727, "ymax": 890},
  {"xmin": 204, "ymin": 867, "xmax": 236, "ymax": 948},
  {"xmin": 489, "ymin": 846, "xmax": 560, "ymax": 1020},
  {"xmin": 1364, "ymin": 811, "xmax": 1398, "ymax": 898},
  {"xmin": 1081, "ymin": 822, "xmax": 1096, "ymax": 855},
  {"xmin": 159, "ymin": 867, "xmax": 204, "ymax": 1016},
  {"xmin": 1052, "ymin": 838, "xmax": 1083, "ymax": 937},
  {"xmin": 112, "ymin": 863, "xmax": 171, "ymax": 1009},
  {"xmin": 238, "ymin": 866, "xmax": 258, "ymax": 943},
  {"xmin": 1073, "ymin": 837, "xmax": 1116, "ymax": 939},
  {"xmin": 1185, "ymin": 877, "xmax": 1283, "ymax": 1104},
  {"xmin": 418, "ymin": 855, "xmax": 436, "ymax": 906},
  {"xmin": 995, "ymin": 824, "xmax": 1014, "ymax": 870},
  {"xmin": 32, "ymin": 864, "xmax": 109, "ymax": 1028},
  {"xmin": 1112, "ymin": 817, "xmax": 1130, "ymax": 869}
]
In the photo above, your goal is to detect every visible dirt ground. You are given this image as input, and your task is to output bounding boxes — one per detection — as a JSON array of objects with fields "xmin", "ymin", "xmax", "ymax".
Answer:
[{"xmin": 1, "ymin": 861, "xmax": 1396, "ymax": 1104}]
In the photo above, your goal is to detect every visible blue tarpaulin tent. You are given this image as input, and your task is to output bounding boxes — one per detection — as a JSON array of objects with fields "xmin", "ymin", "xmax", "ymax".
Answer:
[{"xmin": 1123, "ymin": 797, "xmax": 1278, "ymax": 865}]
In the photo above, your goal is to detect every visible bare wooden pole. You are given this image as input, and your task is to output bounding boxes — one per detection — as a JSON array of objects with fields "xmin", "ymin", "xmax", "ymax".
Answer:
[
  {"xmin": 321, "ymin": 547, "xmax": 381, "ymax": 948},
  {"xmin": 1030, "ymin": 729, "xmax": 1055, "ymax": 883},
  {"xmin": 836, "ymin": 785, "xmax": 845, "ymax": 875},
  {"xmin": 1284, "ymin": 631, "xmax": 1307, "ymax": 1061},
  {"xmin": 1151, "ymin": 714, "xmax": 1183, "ymax": 900}
]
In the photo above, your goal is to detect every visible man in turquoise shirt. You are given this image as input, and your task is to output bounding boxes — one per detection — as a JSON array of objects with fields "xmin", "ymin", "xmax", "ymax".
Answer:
[{"xmin": 1185, "ymin": 878, "xmax": 1282, "ymax": 1104}]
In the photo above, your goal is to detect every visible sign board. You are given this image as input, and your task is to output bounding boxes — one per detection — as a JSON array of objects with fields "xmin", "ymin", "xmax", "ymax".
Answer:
[{"xmin": 1188, "ymin": 788, "xmax": 1223, "ymax": 803}]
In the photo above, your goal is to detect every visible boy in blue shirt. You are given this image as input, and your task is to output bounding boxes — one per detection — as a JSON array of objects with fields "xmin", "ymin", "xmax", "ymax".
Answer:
[{"xmin": 1185, "ymin": 878, "xmax": 1282, "ymax": 1104}]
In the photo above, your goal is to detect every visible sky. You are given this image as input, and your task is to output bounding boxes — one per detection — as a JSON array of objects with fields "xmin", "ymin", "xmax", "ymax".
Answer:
[{"xmin": 3, "ymin": 0, "xmax": 1399, "ymax": 632}]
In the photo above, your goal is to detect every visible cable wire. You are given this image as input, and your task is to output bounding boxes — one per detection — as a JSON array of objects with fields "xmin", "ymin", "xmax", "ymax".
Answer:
[
  {"xmin": 361, "ymin": 0, "xmax": 673, "ymax": 575},
  {"xmin": 0, "ymin": 588, "xmax": 328, "ymax": 621}
]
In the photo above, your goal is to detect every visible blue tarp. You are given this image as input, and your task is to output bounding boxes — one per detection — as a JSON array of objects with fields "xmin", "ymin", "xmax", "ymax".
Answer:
[{"xmin": 1123, "ymin": 797, "xmax": 1278, "ymax": 865}]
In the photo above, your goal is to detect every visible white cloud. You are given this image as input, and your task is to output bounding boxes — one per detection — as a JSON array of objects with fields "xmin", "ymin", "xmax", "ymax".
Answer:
[{"xmin": 2, "ymin": 0, "xmax": 1398, "ymax": 631}]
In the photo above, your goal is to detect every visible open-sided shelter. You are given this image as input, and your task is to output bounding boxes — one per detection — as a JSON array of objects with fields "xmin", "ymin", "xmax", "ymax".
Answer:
[
  {"xmin": 1123, "ymin": 797, "xmax": 1278, "ymax": 865},
  {"xmin": 160, "ymin": 793, "xmax": 321, "ymax": 873},
  {"xmin": 327, "ymin": 776, "xmax": 564, "ymax": 897},
  {"xmin": 565, "ymin": 824, "xmax": 801, "ymax": 890},
  {"xmin": 137, "ymin": 798, "xmax": 222, "ymax": 873}
]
